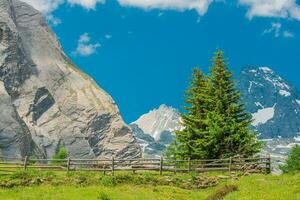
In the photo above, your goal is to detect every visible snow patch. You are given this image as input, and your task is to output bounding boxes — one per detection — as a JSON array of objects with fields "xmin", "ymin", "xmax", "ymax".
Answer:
[
  {"xmin": 259, "ymin": 67, "xmax": 273, "ymax": 73},
  {"xmin": 252, "ymin": 104, "xmax": 276, "ymax": 126},
  {"xmin": 279, "ymin": 90, "xmax": 291, "ymax": 97}
]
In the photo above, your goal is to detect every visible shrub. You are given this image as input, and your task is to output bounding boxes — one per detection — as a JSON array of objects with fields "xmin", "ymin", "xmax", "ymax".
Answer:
[
  {"xmin": 51, "ymin": 147, "xmax": 68, "ymax": 165},
  {"xmin": 100, "ymin": 176, "xmax": 117, "ymax": 187},
  {"xmin": 98, "ymin": 192, "xmax": 110, "ymax": 200},
  {"xmin": 52, "ymin": 147, "xmax": 68, "ymax": 160},
  {"xmin": 280, "ymin": 144, "xmax": 300, "ymax": 173}
]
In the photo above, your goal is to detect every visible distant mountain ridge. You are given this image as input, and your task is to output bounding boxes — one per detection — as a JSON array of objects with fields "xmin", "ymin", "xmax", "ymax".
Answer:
[
  {"xmin": 131, "ymin": 66, "xmax": 300, "ymax": 157},
  {"xmin": 237, "ymin": 66, "xmax": 300, "ymax": 138}
]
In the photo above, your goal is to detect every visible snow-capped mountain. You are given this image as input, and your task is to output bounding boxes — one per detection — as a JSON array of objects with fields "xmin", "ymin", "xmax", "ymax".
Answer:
[
  {"xmin": 132, "ymin": 104, "xmax": 182, "ymax": 141},
  {"xmin": 130, "ymin": 105, "xmax": 182, "ymax": 157},
  {"xmin": 132, "ymin": 67, "xmax": 300, "ymax": 159},
  {"xmin": 237, "ymin": 66, "xmax": 300, "ymax": 138}
]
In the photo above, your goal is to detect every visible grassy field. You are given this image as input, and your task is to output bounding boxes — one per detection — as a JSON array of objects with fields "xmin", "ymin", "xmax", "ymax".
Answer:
[{"xmin": 0, "ymin": 170, "xmax": 299, "ymax": 200}]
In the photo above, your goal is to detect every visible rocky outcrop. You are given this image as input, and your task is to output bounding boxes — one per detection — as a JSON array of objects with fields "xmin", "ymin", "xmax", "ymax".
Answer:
[
  {"xmin": 237, "ymin": 67, "xmax": 300, "ymax": 138},
  {"xmin": 0, "ymin": 0, "xmax": 141, "ymax": 159}
]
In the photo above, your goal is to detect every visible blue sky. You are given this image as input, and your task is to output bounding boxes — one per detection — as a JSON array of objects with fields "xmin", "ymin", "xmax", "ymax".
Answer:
[{"xmin": 24, "ymin": 0, "xmax": 300, "ymax": 123}]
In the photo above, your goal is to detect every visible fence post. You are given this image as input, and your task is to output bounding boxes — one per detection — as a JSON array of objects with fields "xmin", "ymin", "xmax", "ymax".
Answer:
[
  {"xmin": 23, "ymin": 156, "xmax": 28, "ymax": 170},
  {"xmin": 67, "ymin": 157, "xmax": 71, "ymax": 172},
  {"xmin": 112, "ymin": 157, "xmax": 115, "ymax": 176},
  {"xmin": 266, "ymin": 154, "xmax": 271, "ymax": 174},
  {"xmin": 159, "ymin": 156, "xmax": 163, "ymax": 175},
  {"xmin": 188, "ymin": 158, "xmax": 191, "ymax": 173},
  {"xmin": 229, "ymin": 157, "xmax": 232, "ymax": 173}
]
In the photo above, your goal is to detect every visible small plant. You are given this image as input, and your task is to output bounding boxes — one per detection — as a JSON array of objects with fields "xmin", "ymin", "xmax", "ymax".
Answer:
[
  {"xmin": 98, "ymin": 191, "xmax": 110, "ymax": 200},
  {"xmin": 51, "ymin": 147, "xmax": 68, "ymax": 165},
  {"xmin": 280, "ymin": 144, "xmax": 300, "ymax": 173},
  {"xmin": 100, "ymin": 176, "xmax": 117, "ymax": 187}
]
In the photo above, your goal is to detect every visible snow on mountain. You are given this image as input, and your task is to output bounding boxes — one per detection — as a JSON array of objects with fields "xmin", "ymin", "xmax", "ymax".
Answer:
[
  {"xmin": 130, "ymin": 105, "xmax": 182, "ymax": 157},
  {"xmin": 132, "ymin": 104, "xmax": 182, "ymax": 141},
  {"xmin": 237, "ymin": 66, "xmax": 300, "ymax": 138},
  {"xmin": 132, "ymin": 66, "xmax": 300, "ymax": 159}
]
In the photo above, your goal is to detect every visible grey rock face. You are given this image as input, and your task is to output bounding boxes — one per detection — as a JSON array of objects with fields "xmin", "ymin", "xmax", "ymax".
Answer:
[
  {"xmin": 237, "ymin": 67, "xmax": 300, "ymax": 138},
  {"xmin": 0, "ymin": 0, "xmax": 141, "ymax": 159}
]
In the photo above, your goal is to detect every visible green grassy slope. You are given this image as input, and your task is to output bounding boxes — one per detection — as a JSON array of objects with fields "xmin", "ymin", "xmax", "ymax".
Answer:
[{"xmin": 0, "ymin": 171, "xmax": 299, "ymax": 200}]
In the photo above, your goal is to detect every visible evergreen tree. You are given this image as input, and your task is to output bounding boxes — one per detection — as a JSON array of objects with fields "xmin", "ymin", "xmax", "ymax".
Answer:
[
  {"xmin": 280, "ymin": 144, "xmax": 300, "ymax": 173},
  {"xmin": 207, "ymin": 50, "xmax": 262, "ymax": 158},
  {"xmin": 167, "ymin": 50, "xmax": 262, "ymax": 159},
  {"xmin": 173, "ymin": 68, "xmax": 211, "ymax": 159}
]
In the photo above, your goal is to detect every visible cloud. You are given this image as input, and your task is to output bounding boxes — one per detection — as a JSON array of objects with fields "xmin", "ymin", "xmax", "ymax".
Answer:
[
  {"xmin": 72, "ymin": 33, "xmax": 101, "ymax": 57},
  {"xmin": 23, "ymin": 0, "xmax": 104, "ymax": 13},
  {"xmin": 117, "ymin": 0, "xmax": 214, "ymax": 15},
  {"xmin": 22, "ymin": 0, "xmax": 64, "ymax": 13},
  {"xmin": 68, "ymin": 0, "xmax": 105, "ymax": 10},
  {"xmin": 283, "ymin": 30, "xmax": 295, "ymax": 38},
  {"xmin": 239, "ymin": 0, "xmax": 300, "ymax": 20},
  {"xmin": 46, "ymin": 14, "xmax": 62, "ymax": 26},
  {"xmin": 263, "ymin": 22, "xmax": 295, "ymax": 38},
  {"xmin": 263, "ymin": 22, "xmax": 282, "ymax": 37}
]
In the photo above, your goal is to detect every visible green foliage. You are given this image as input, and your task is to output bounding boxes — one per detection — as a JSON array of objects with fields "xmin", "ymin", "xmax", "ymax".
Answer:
[
  {"xmin": 52, "ymin": 147, "xmax": 68, "ymax": 160},
  {"xmin": 280, "ymin": 144, "xmax": 300, "ymax": 173},
  {"xmin": 100, "ymin": 176, "xmax": 117, "ymax": 187},
  {"xmin": 98, "ymin": 192, "xmax": 110, "ymax": 200},
  {"xmin": 168, "ymin": 50, "xmax": 262, "ymax": 159}
]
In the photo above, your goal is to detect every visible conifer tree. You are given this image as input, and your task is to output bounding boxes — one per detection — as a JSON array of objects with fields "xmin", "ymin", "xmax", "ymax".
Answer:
[
  {"xmin": 172, "ymin": 68, "xmax": 211, "ymax": 159},
  {"xmin": 167, "ymin": 50, "xmax": 262, "ymax": 159},
  {"xmin": 207, "ymin": 50, "xmax": 262, "ymax": 158}
]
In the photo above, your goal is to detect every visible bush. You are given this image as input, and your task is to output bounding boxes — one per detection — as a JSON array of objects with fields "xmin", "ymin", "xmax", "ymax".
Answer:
[
  {"xmin": 100, "ymin": 176, "xmax": 117, "ymax": 187},
  {"xmin": 280, "ymin": 144, "xmax": 300, "ymax": 173},
  {"xmin": 52, "ymin": 147, "xmax": 68, "ymax": 160},
  {"xmin": 98, "ymin": 192, "xmax": 110, "ymax": 200},
  {"xmin": 51, "ymin": 147, "xmax": 68, "ymax": 165}
]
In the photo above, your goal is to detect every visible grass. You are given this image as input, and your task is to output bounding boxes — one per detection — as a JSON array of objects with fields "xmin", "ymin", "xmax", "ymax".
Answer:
[{"xmin": 0, "ymin": 170, "xmax": 299, "ymax": 200}]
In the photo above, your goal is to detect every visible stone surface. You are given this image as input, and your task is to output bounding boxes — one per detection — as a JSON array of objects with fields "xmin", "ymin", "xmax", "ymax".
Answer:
[{"xmin": 0, "ymin": 0, "xmax": 141, "ymax": 159}]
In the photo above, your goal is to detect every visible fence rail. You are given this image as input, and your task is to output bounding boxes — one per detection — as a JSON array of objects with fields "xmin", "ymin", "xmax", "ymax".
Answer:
[{"xmin": 0, "ymin": 155, "xmax": 271, "ymax": 175}]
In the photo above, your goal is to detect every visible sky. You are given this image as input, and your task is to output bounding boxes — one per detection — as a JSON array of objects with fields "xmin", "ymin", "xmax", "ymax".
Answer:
[{"xmin": 23, "ymin": 0, "xmax": 300, "ymax": 123}]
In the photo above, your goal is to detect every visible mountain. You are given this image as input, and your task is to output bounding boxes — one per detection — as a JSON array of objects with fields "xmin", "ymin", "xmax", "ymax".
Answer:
[
  {"xmin": 131, "ymin": 67, "xmax": 300, "ymax": 157},
  {"xmin": 132, "ymin": 104, "xmax": 182, "ymax": 141},
  {"xmin": 237, "ymin": 66, "xmax": 300, "ymax": 138},
  {"xmin": 0, "ymin": 0, "xmax": 141, "ymax": 159},
  {"xmin": 130, "ymin": 105, "xmax": 181, "ymax": 157}
]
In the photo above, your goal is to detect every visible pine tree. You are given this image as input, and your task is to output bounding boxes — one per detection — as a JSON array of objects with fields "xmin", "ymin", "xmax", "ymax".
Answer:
[
  {"xmin": 208, "ymin": 50, "xmax": 262, "ymax": 158},
  {"xmin": 173, "ymin": 68, "xmax": 211, "ymax": 159},
  {"xmin": 280, "ymin": 144, "xmax": 300, "ymax": 173},
  {"xmin": 167, "ymin": 50, "xmax": 262, "ymax": 159}
]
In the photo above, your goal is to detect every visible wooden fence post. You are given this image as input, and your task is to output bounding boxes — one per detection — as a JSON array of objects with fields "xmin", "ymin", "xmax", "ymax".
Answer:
[
  {"xmin": 67, "ymin": 157, "xmax": 71, "ymax": 172},
  {"xmin": 159, "ymin": 156, "xmax": 163, "ymax": 175},
  {"xmin": 266, "ymin": 154, "xmax": 271, "ymax": 174},
  {"xmin": 23, "ymin": 156, "xmax": 28, "ymax": 170},
  {"xmin": 229, "ymin": 157, "xmax": 232, "ymax": 173},
  {"xmin": 188, "ymin": 158, "xmax": 191, "ymax": 173},
  {"xmin": 112, "ymin": 157, "xmax": 115, "ymax": 176}
]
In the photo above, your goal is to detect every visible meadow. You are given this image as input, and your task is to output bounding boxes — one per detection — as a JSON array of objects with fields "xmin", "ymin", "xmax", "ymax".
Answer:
[{"xmin": 0, "ymin": 170, "xmax": 299, "ymax": 200}]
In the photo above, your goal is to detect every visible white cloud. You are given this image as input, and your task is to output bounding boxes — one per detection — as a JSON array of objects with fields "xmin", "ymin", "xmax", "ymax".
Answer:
[
  {"xmin": 46, "ymin": 14, "xmax": 62, "ymax": 26},
  {"xmin": 283, "ymin": 30, "xmax": 295, "ymax": 38},
  {"xmin": 239, "ymin": 0, "xmax": 300, "ymax": 20},
  {"xmin": 68, "ymin": 0, "xmax": 105, "ymax": 10},
  {"xmin": 263, "ymin": 22, "xmax": 282, "ymax": 37},
  {"xmin": 23, "ymin": 0, "xmax": 104, "ymax": 13},
  {"xmin": 72, "ymin": 33, "xmax": 101, "ymax": 57},
  {"xmin": 263, "ymin": 22, "xmax": 295, "ymax": 38},
  {"xmin": 22, "ymin": 0, "xmax": 64, "ymax": 13},
  {"xmin": 117, "ymin": 0, "xmax": 214, "ymax": 15}
]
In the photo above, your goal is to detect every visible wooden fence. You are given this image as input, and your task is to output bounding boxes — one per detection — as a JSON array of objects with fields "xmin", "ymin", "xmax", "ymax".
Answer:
[{"xmin": 0, "ymin": 156, "xmax": 271, "ymax": 175}]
